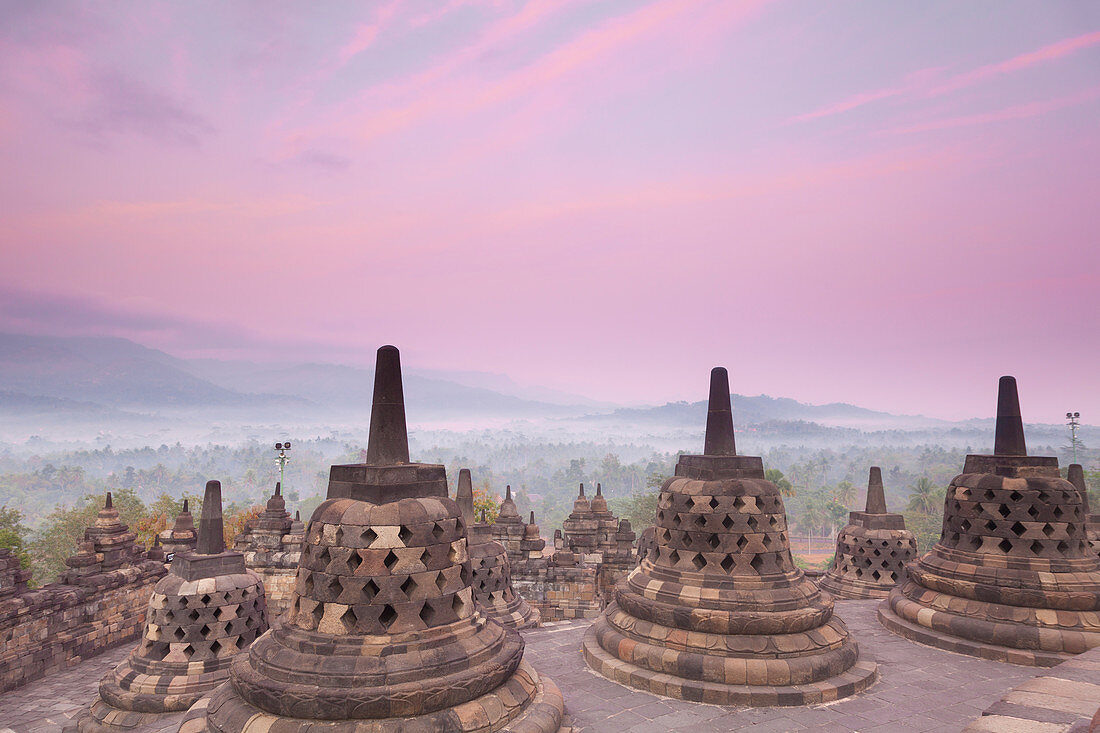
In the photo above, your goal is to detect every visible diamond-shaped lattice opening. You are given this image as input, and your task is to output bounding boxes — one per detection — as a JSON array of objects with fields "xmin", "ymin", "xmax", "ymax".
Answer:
[
  {"xmin": 998, "ymin": 538, "xmax": 1013, "ymax": 553},
  {"xmin": 761, "ymin": 533, "xmax": 772, "ymax": 550},
  {"xmin": 747, "ymin": 516, "xmax": 759, "ymax": 531},
  {"xmin": 720, "ymin": 555, "xmax": 735, "ymax": 573},
  {"xmin": 749, "ymin": 554, "xmax": 765, "ymax": 574},
  {"xmin": 672, "ymin": 513, "xmax": 682, "ymax": 527},
  {"xmin": 214, "ymin": 606, "xmax": 226, "ymax": 621},
  {"xmin": 736, "ymin": 535, "xmax": 749, "ymax": 551},
  {"xmin": 379, "ymin": 605, "xmax": 398, "ymax": 629},
  {"xmin": 997, "ymin": 504, "xmax": 1011, "ymax": 518},
  {"xmin": 1054, "ymin": 506, "xmax": 1064, "ymax": 519},
  {"xmin": 668, "ymin": 549, "xmax": 680, "ymax": 565},
  {"xmin": 769, "ymin": 516, "xmax": 778, "ymax": 528},
  {"xmin": 733, "ymin": 496, "xmax": 746, "ymax": 510},
  {"xmin": 871, "ymin": 569, "xmax": 881, "ymax": 581},
  {"xmin": 1030, "ymin": 540, "xmax": 1044, "ymax": 555},
  {"xmin": 1067, "ymin": 523, "xmax": 1076, "ymax": 536},
  {"xmin": 872, "ymin": 549, "xmax": 881, "ymax": 557},
  {"xmin": 398, "ymin": 525, "xmax": 413, "ymax": 545},
  {"xmin": 363, "ymin": 578, "xmax": 379, "ymax": 602},
  {"xmin": 1010, "ymin": 521, "xmax": 1026, "ymax": 537},
  {"xmin": 452, "ymin": 593, "xmax": 467, "ymax": 617},
  {"xmin": 347, "ymin": 550, "xmax": 362, "ymax": 574},
  {"xmin": 326, "ymin": 575, "xmax": 343, "ymax": 600},
  {"xmin": 970, "ymin": 536, "xmax": 983, "ymax": 550},
  {"xmin": 311, "ymin": 602, "xmax": 325, "ymax": 628},
  {"xmin": 985, "ymin": 520, "xmax": 998, "ymax": 532},
  {"xmin": 200, "ymin": 624, "xmax": 211, "ymax": 637},
  {"xmin": 960, "ymin": 519, "xmax": 971, "ymax": 532},
  {"xmin": 400, "ymin": 575, "xmax": 417, "ymax": 598},
  {"xmin": 460, "ymin": 564, "xmax": 471, "ymax": 585},
  {"xmin": 435, "ymin": 571, "xmax": 448, "ymax": 593},
  {"xmin": 1042, "ymin": 523, "xmax": 1055, "ymax": 537},
  {"xmin": 236, "ymin": 636, "xmax": 247, "ymax": 649},
  {"xmin": 340, "ymin": 606, "xmax": 358, "ymax": 632},
  {"xmin": 182, "ymin": 644, "xmax": 195, "ymax": 659},
  {"xmin": 1026, "ymin": 505, "xmax": 1039, "ymax": 519},
  {"xmin": 694, "ymin": 514, "xmax": 707, "ymax": 528},
  {"xmin": 333, "ymin": 526, "xmax": 344, "ymax": 545},
  {"xmin": 1009, "ymin": 490, "xmax": 1022, "ymax": 502},
  {"xmin": 432, "ymin": 523, "xmax": 445, "ymax": 541},
  {"xmin": 318, "ymin": 546, "xmax": 331, "ymax": 565},
  {"xmin": 983, "ymin": 490, "xmax": 996, "ymax": 501},
  {"xmin": 1056, "ymin": 540, "xmax": 1069, "ymax": 553},
  {"xmin": 707, "ymin": 534, "xmax": 720, "ymax": 550},
  {"xmin": 189, "ymin": 609, "xmax": 200, "ymax": 622},
  {"xmin": 690, "ymin": 552, "xmax": 706, "ymax": 571},
  {"xmin": 302, "ymin": 573, "xmax": 314, "ymax": 597},
  {"xmin": 209, "ymin": 639, "xmax": 222, "ymax": 656},
  {"xmin": 383, "ymin": 550, "xmax": 399, "ymax": 571},
  {"xmin": 709, "ymin": 496, "xmax": 720, "ymax": 510},
  {"xmin": 173, "ymin": 626, "xmax": 187, "ymax": 641},
  {"xmin": 722, "ymin": 515, "xmax": 734, "ymax": 530},
  {"xmin": 419, "ymin": 601, "xmax": 436, "ymax": 626},
  {"xmin": 362, "ymin": 528, "xmax": 378, "ymax": 546}
]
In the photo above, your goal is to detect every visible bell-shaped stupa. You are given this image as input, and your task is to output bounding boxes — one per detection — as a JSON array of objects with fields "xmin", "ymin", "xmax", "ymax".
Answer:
[
  {"xmin": 820, "ymin": 468, "xmax": 918, "ymax": 599},
  {"xmin": 583, "ymin": 367, "xmax": 877, "ymax": 705},
  {"xmin": 458, "ymin": 470, "xmax": 541, "ymax": 630},
  {"xmin": 1069, "ymin": 464, "xmax": 1100, "ymax": 559},
  {"xmin": 879, "ymin": 377, "xmax": 1100, "ymax": 666},
  {"xmin": 73, "ymin": 480, "xmax": 268, "ymax": 731},
  {"xmin": 182, "ymin": 346, "xmax": 562, "ymax": 732}
]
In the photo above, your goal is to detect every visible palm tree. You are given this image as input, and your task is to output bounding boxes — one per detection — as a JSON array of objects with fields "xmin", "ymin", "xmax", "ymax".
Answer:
[
  {"xmin": 765, "ymin": 469, "xmax": 795, "ymax": 497},
  {"xmin": 832, "ymin": 480, "xmax": 857, "ymax": 509},
  {"xmin": 907, "ymin": 477, "xmax": 940, "ymax": 514}
]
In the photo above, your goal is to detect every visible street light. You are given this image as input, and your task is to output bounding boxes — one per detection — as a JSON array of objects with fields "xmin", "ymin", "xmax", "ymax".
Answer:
[
  {"xmin": 275, "ymin": 441, "xmax": 292, "ymax": 491},
  {"xmin": 1066, "ymin": 413, "xmax": 1081, "ymax": 465}
]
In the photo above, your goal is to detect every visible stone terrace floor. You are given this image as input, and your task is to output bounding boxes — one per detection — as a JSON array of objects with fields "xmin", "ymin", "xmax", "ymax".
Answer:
[{"xmin": 0, "ymin": 599, "xmax": 1070, "ymax": 733}]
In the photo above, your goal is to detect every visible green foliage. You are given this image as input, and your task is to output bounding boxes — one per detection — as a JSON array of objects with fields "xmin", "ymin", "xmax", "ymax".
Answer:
[
  {"xmin": 765, "ymin": 468, "xmax": 795, "ymax": 497},
  {"xmin": 793, "ymin": 553, "xmax": 834, "ymax": 571},
  {"xmin": 906, "ymin": 477, "xmax": 941, "ymax": 514},
  {"xmin": 0, "ymin": 505, "xmax": 31, "ymax": 571},
  {"xmin": 608, "ymin": 492, "xmax": 660, "ymax": 530},
  {"xmin": 474, "ymin": 482, "xmax": 500, "ymax": 524}
]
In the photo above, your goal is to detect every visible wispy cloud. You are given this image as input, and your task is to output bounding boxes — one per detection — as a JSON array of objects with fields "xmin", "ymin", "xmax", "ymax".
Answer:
[{"xmin": 892, "ymin": 85, "xmax": 1100, "ymax": 134}]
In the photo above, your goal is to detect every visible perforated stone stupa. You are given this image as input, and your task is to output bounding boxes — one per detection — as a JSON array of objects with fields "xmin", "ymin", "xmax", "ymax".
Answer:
[
  {"xmin": 583, "ymin": 367, "xmax": 877, "ymax": 705},
  {"xmin": 1069, "ymin": 464, "xmax": 1100, "ymax": 559},
  {"xmin": 879, "ymin": 377, "xmax": 1100, "ymax": 666},
  {"xmin": 819, "ymin": 467, "xmax": 917, "ymax": 600},
  {"xmin": 458, "ymin": 470, "xmax": 540, "ymax": 630},
  {"xmin": 159, "ymin": 499, "xmax": 197, "ymax": 557},
  {"xmin": 181, "ymin": 345, "xmax": 563, "ymax": 732},
  {"xmin": 71, "ymin": 480, "xmax": 268, "ymax": 732}
]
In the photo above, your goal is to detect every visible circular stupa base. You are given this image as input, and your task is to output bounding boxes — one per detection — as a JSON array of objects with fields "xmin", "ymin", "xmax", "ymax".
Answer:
[
  {"xmin": 68, "ymin": 701, "xmax": 167, "ymax": 733},
  {"xmin": 818, "ymin": 573, "xmax": 894, "ymax": 601},
  {"xmin": 581, "ymin": 620, "xmax": 877, "ymax": 706},
  {"xmin": 483, "ymin": 596, "xmax": 541, "ymax": 631},
  {"xmin": 180, "ymin": 660, "xmax": 564, "ymax": 733},
  {"xmin": 877, "ymin": 598, "xmax": 1077, "ymax": 668}
]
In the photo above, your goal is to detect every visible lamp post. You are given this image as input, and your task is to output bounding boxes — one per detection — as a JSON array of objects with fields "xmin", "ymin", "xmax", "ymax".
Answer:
[
  {"xmin": 1066, "ymin": 413, "xmax": 1081, "ymax": 465},
  {"xmin": 275, "ymin": 441, "xmax": 291, "ymax": 491}
]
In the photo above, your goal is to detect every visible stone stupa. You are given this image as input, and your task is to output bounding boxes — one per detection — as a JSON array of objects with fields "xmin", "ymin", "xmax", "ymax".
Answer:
[
  {"xmin": 181, "ymin": 345, "xmax": 562, "ymax": 732},
  {"xmin": 72, "ymin": 480, "xmax": 268, "ymax": 732},
  {"xmin": 879, "ymin": 377, "xmax": 1100, "ymax": 666},
  {"xmin": 583, "ymin": 367, "xmax": 877, "ymax": 705},
  {"xmin": 819, "ymin": 467, "xmax": 918, "ymax": 600},
  {"xmin": 1069, "ymin": 464, "xmax": 1100, "ymax": 559},
  {"xmin": 158, "ymin": 498, "xmax": 197, "ymax": 557},
  {"xmin": 458, "ymin": 470, "xmax": 541, "ymax": 630}
]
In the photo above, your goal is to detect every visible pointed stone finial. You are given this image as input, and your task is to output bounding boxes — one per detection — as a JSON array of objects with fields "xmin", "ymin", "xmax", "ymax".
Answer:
[
  {"xmin": 1069, "ymin": 464, "xmax": 1090, "ymax": 514},
  {"xmin": 530, "ymin": 511, "xmax": 535, "ymax": 524},
  {"xmin": 182, "ymin": 498, "xmax": 189, "ymax": 513},
  {"xmin": 196, "ymin": 480, "xmax": 225, "ymax": 555},
  {"xmin": 596, "ymin": 483, "xmax": 602, "ymax": 496},
  {"xmin": 365, "ymin": 345, "xmax": 411, "ymax": 465},
  {"xmin": 865, "ymin": 467, "xmax": 888, "ymax": 514},
  {"xmin": 275, "ymin": 482, "xmax": 281, "ymax": 496},
  {"xmin": 993, "ymin": 376, "xmax": 1027, "ymax": 456},
  {"xmin": 295, "ymin": 510, "xmax": 300, "ymax": 521},
  {"xmin": 579, "ymin": 483, "xmax": 585, "ymax": 497},
  {"xmin": 456, "ymin": 469, "xmax": 475, "ymax": 525},
  {"xmin": 105, "ymin": 491, "xmax": 114, "ymax": 509},
  {"xmin": 506, "ymin": 485, "xmax": 512, "ymax": 501},
  {"xmin": 704, "ymin": 367, "xmax": 737, "ymax": 456}
]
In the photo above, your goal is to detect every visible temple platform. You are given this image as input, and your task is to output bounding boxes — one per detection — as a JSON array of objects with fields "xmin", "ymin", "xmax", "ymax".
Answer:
[{"xmin": 8, "ymin": 599, "xmax": 1089, "ymax": 732}]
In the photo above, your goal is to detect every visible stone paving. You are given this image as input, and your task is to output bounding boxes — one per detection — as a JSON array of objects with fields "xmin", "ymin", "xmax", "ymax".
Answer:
[{"xmin": 0, "ymin": 600, "xmax": 1049, "ymax": 732}]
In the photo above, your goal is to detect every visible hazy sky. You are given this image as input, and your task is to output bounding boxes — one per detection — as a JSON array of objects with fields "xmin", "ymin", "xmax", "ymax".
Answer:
[{"xmin": 1, "ymin": 1, "xmax": 1098, "ymax": 422}]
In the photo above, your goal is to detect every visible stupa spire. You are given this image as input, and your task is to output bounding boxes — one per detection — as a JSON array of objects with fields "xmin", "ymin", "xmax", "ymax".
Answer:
[
  {"xmin": 1069, "ymin": 464, "xmax": 1089, "ymax": 514},
  {"xmin": 365, "ymin": 345, "xmax": 410, "ymax": 465},
  {"xmin": 275, "ymin": 481, "xmax": 282, "ymax": 496},
  {"xmin": 703, "ymin": 366, "xmax": 736, "ymax": 456},
  {"xmin": 456, "ymin": 468, "xmax": 475, "ymax": 525},
  {"xmin": 196, "ymin": 480, "xmax": 225, "ymax": 555},
  {"xmin": 182, "ymin": 498, "xmax": 189, "ymax": 513},
  {"xmin": 865, "ymin": 467, "xmax": 888, "ymax": 514},
  {"xmin": 993, "ymin": 375, "xmax": 1027, "ymax": 456},
  {"xmin": 105, "ymin": 491, "xmax": 114, "ymax": 510}
]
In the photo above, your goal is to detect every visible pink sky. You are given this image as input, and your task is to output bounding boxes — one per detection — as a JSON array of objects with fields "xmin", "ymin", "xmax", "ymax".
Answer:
[{"xmin": 1, "ymin": 1, "xmax": 1098, "ymax": 422}]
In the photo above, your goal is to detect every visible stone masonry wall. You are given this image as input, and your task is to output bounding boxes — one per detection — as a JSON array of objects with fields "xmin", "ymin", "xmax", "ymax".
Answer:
[{"xmin": 0, "ymin": 564, "xmax": 163, "ymax": 693}]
